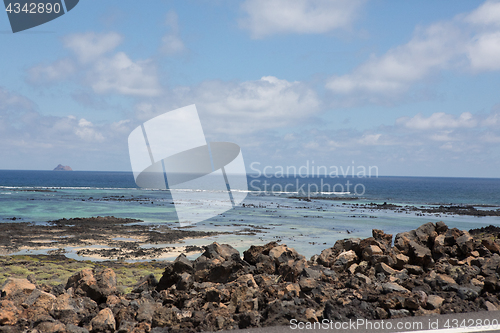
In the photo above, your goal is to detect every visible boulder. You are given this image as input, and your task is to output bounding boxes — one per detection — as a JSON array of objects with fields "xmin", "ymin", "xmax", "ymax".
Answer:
[
  {"xmin": 299, "ymin": 277, "xmax": 318, "ymax": 292},
  {"xmin": 0, "ymin": 300, "xmax": 20, "ymax": 325},
  {"xmin": 67, "ymin": 324, "xmax": 90, "ymax": 333},
  {"xmin": 176, "ymin": 273, "xmax": 194, "ymax": 291},
  {"xmin": 362, "ymin": 245, "xmax": 383, "ymax": 261},
  {"xmin": 152, "ymin": 307, "xmax": 179, "ymax": 328},
  {"xmin": 394, "ymin": 253, "xmax": 409, "ymax": 269},
  {"xmin": 136, "ymin": 301, "xmax": 158, "ymax": 324},
  {"xmin": 66, "ymin": 268, "xmax": 117, "ymax": 303},
  {"xmin": 1, "ymin": 278, "xmax": 36, "ymax": 297},
  {"xmin": 22, "ymin": 289, "xmax": 56, "ymax": 311},
  {"xmin": 332, "ymin": 250, "xmax": 358, "ymax": 272},
  {"xmin": 409, "ymin": 241, "xmax": 433, "ymax": 266},
  {"xmin": 436, "ymin": 273, "xmax": 457, "ymax": 286},
  {"xmin": 435, "ymin": 221, "xmax": 448, "ymax": 234},
  {"xmin": 482, "ymin": 239, "xmax": 500, "ymax": 254},
  {"xmin": 456, "ymin": 232, "xmax": 475, "ymax": 256},
  {"xmin": 484, "ymin": 301, "xmax": 498, "ymax": 311},
  {"xmin": 376, "ymin": 262, "xmax": 398, "ymax": 276},
  {"xmin": 51, "ymin": 293, "xmax": 98, "ymax": 325},
  {"xmin": 404, "ymin": 265, "xmax": 424, "ymax": 275},
  {"xmin": 372, "ymin": 229, "xmax": 393, "ymax": 248},
  {"xmin": 90, "ymin": 308, "xmax": 116, "ymax": 332},
  {"xmin": 415, "ymin": 222, "xmax": 437, "ymax": 245},
  {"xmin": 36, "ymin": 321, "xmax": 67, "ymax": 333},
  {"xmin": 426, "ymin": 295, "xmax": 444, "ymax": 310},
  {"xmin": 172, "ymin": 253, "xmax": 194, "ymax": 274},
  {"xmin": 382, "ymin": 282, "xmax": 409, "ymax": 294},
  {"xmin": 202, "ymin": 242, "xmax": 240, "ymax": 261},
  {"xmin": 132, "ymin": 274, "xmax": 158, "ymax": 294},
  {"xmin": 243, "ymin": 242, "xmax": 278, "ymax": 265}
]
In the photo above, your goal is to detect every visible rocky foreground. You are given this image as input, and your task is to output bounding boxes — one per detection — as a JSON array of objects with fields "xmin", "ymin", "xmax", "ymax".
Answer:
[{"xmin": 1, "ymin": 221, "xmax": 500, "ymax": 332}]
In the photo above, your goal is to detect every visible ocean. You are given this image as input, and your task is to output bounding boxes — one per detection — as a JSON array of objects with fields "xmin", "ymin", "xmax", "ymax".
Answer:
[{"xmin": 1, "ymin": 170, "xmax": 499, "ymax": 260}]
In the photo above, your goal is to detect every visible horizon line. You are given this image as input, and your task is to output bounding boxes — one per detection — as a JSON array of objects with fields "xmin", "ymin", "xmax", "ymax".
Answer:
[{"xmin": 0, "ymin": 169, "xmax": 499, "ymax": 180}]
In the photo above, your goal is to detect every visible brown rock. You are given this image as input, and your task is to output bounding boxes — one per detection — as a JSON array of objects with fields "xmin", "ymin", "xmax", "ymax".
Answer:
[
  {"xmin": 285, "ymin": 283, "xmax": 300, "ymax": 296},
  {"xmin": 1, "ymin": 278, "xmax": 36, "ymax": 297},
  {"xmin": 22, "ymin": 289, "xmax": 56, "ymax": 311},
  {"xmin": 426, "ymin": 295, "xmax": 444, "ymax": 310},
  {"xmin": 131, "ymin": 322, "xmax": 151, "ymax": 333},
  {"xmin": 436, "ymin": 273, "xmax": 457, "ymax": 286},
  {"xmin": 348, "ymin": 263, "xmax": 358, "ymax": 274},
  {"xmin": 484, "ymin": 301, "xmax": 498, "ymax": 311},
  {"xmin": 299, "ymin": 277, "xmax": 317, "ymax": 292},
  {"xmin": 36, "ymin": 321, "xmax": 67, "ymax": 333},
  {"xmin": 433, "ymin": 234, "xmax": 446, "ymax": 256},
  {"xmin": 355, "ymin": 273, "xmax": 372, "ymax": 285},
  {"xmin": 90, "ymin": 308, "xmax": 116, "ymax": 332},
  {"xmin": 372, "ymin": 229, "xmax": 393, "ymax": 247},
  {"xmin": 243, "ymin": 242, "xmax": 278, "ymax": 265},
  {"xmin": 482, "ymin": 239, "xmax": 500, "ymax": 254},
  {"xmin": 66, "ymin": 268, "xmax": 101, "ymax": 301},
  {"xmin": 394, "ymin": 231, "xmax": 413, "ymax": 255},
  {"xmin": 404, "ymin": 294, "xmax": 421, "ymax": 310},
  {"xmin": 404, "ymin": 264, "xmax": 424, "ymax": 275},
  {"xmin": 395, "ymin": 253, "xmax": 409, "ymax": 269},
  {"xmin": 382, "ymin": 282, "xmax": 409, "ymax": 293},
  {"xmin": 445, "ymin": 228, "xmax": 462, "ymax": 246},
  {"xmin": 456, "ymin": 232, "xmax": 474, "ymax": 255},
  {"xmin": 332, "ymin": 250, "xmax": 358, "ymax": 272},
  {"xmin": 317, "ymin": 247, "xmax": 336, "ymax": 267},
  {"xmin": 152, "ymin": 307, "xmax": 179, "ymax": 327},
  {"xmin": 376, "ymin": 262, "xmax": 398, "ymax": 275},
  {"xmin": 202, "ymin": 242, "xmax": 240, "ymax": 261},
  {"xmin": 305, "ymin": 308, "xmax": 318, "ymax": 322},
  {"xmin": 435, "ymin": 221, "xmax": 448, "ymax": 234},
  {"xmin": 415, "ymin": 222, "xmax": 437, "ymax": 244},
  {"xmin": 409, "ymin": 241, "xmax": 433, "ymax": 266},
  {"xmin": 362, "ymin": 245, "xmax": 383, "ymax": 260},
  {"xmin": 236, "ymin": 274, "xmax": 258, "ymax": 289},
  {"xmin": 0, "ymin": 300, "xmax": 20, "ymax": 325},
  {"xmin": 132, "ymin": 274, "xmax": 158, "ymax": 294},
  {"xmin": 176, "ymin": 273, "xmax": 193, "ymax": 291},
  {"xmin": 172, "ymin": 253, "xmax": 194, "ymax": 274}
]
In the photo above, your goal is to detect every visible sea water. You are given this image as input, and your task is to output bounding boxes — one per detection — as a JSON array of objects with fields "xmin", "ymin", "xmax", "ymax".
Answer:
[{"xmin": 0, "ymin": 170, "xmax": 499, "ymax": 259}]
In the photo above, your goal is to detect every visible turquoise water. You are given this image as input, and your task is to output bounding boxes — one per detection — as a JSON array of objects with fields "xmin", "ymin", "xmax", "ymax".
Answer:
[{"xmin": 1, "ymin": 170, "xmax": 499, "ymax": 259}]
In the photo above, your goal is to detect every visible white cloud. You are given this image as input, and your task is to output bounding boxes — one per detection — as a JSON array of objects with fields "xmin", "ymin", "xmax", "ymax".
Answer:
[
  {"xmin": 326, "ymin": 22, "xmax": 464, "ymax": 100},
  {"xmin": 90, "ymin": 52, "xmax": 161, "ymax": 96},
  {"xmin": 136, "ymin": 76, "xmax": 321, "ymax": 135},
  {"xmin": 0, "ymin": 87, "xmax": 35, "ymax": 113},
  {"xmin": 326, "ymin": 1, "xmax": 500, "ymax": 103},
  {"xmin": 239, "ymin": 0, "xmax": 365, "ymax": 39},
  {"xmin": 467, "ymin": 32, "xmax": 500, "ymax": 71},
  {"xmin": 63, "ymin": 32, "xmax": 123, "ymax": 64},
  {"xmin": 75, "ymin": 118, "xmax": 105, "ymax": 142},
  {"xmin": 397, "ymin": 112, "xmax": 478, "ymax": 130},
  {"xmin": 465, "ymin": 0, "xmax": 500, "ymax": 27},
  {"xmin": 27, "ymin": 58, "xmax": 75, "ymax": 85},
  {"xmin": 26, "ymin": 32, "xmax": 161, "ymax": 97},
  {"xmin": 161, "ymin": 11, "xmax": 186, "ymax": 55},
  {"xmin": 161, "ymin": 35, "xmax": 185, "ymax": 55}
]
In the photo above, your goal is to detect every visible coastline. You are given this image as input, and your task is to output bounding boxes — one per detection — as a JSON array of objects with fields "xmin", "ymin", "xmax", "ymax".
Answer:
[{"xmin": 1, "ymin": 221, "xmax": 500, "ymax": 332}]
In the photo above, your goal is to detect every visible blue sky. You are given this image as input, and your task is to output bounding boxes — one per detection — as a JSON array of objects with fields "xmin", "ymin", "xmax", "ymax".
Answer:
[{"xmin": 1, "ymin": 0, "xmax": 500, "ymax": 177}]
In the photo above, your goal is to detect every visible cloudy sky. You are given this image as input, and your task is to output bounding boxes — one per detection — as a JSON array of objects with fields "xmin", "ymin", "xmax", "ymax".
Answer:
[{"xmin": 1, "ymin": 0, "xmax": 500, "ymax": 177}]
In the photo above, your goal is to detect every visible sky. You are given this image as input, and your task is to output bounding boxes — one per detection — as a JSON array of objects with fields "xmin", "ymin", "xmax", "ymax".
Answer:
[{"xmin": 1, "ymin": 0, "xmax": 500, "ymax": 177}]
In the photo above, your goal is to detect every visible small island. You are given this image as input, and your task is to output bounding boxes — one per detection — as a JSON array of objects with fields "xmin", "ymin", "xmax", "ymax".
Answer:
[{"xmin": 53, "ymin": 164, "xmax": 73, "ymax": 171}]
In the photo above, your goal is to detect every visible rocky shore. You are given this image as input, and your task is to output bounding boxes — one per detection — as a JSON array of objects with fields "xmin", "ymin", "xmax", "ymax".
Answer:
[
  {"xmin": 0, "ymin": 216, "xmax": 222, "ymax": 259},
  {"xmin": 1, "ymin": 221, "xmax": 500, "ymax": 332},
  {"xmin": 339, "ymin": 202, "xmax": 500, "ymax": 217}
]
